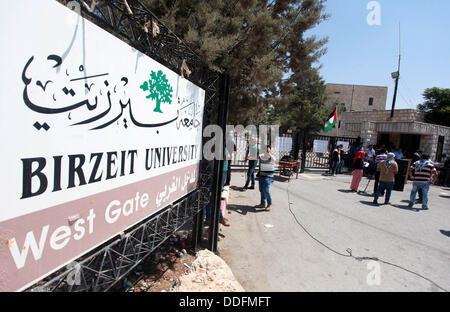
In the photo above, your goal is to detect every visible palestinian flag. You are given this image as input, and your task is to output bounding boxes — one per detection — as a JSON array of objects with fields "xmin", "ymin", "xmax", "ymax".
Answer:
[{"xmin": 324, "ymin": 108, "xmax": 337, "ymax": 132}]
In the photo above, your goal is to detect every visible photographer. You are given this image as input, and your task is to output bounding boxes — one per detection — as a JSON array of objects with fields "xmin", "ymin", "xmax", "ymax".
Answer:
[{"xmin": 255, "ymin": 146, "xmax": 276, "ymax": 211}]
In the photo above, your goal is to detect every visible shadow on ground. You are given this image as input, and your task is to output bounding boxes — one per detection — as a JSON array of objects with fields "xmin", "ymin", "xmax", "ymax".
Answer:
[
  {"xmin": 227, "ymin": 204, "xmax": 267, "ymax": 216},
  {"xmin": 360, "ymin": 201, "xmax": 421, "ymax": 212},
  {"xmin": 338, "ymin": 189, "xmax": 355, "ymax": 194},
  {"xmin": 439, "ymin": 195, "xmax": 450, "ymax": 199},
  {"xmin": 230, "ymin": 186, "xmax": 245, "ymax": 192},
  {"xmin": 357, "ymin": 192, "xmax": 374, "ymax": 197},
  {"xmin": 440, "ymin": 230, "xmax": 450, "ymax": 238},
  {"xmin": 322, "ymin": 173, "xmax": 352, "ymax": 177},
  {"xmin": 273, "ymin": 175, "xmax": 290, "ymax": 183},
  {"xmin": 391, "ymin": 204, "xmax": 420, "ymax": 212},
  {"xmin": 360, "ymin": 200, "xmax": 380, "ymax": 207}
]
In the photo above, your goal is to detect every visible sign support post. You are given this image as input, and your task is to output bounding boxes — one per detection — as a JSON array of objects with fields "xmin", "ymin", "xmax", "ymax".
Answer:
[{"xmin": 207, "ymin": 74, "xmax": 230, "ymax": 253}]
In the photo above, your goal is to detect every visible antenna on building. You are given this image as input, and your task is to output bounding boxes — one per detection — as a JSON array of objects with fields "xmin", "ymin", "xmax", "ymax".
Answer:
[{"xmin": 390, "ymin": 22, "xmax": 401, "ymax": 118}]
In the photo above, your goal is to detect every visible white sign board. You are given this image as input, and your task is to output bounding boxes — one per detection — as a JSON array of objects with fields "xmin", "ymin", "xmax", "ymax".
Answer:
[
  {"xmin": 313, "ymin": 140, "xmax": 329, "ymax": 154},
  {"xmin": 276, "ymin": 137, "xmax": 293, "ymax": 152},
  {"xmin": 0, "ymin": 0, "xmax": 205, "ymax": 292},
  {"xmin": 337, "ymin": 141, "xmax": 350, "ymax": 151}
]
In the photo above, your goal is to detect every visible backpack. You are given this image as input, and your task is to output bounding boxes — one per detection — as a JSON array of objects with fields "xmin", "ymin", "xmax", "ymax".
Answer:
[
  {"xmin": 280, "ymin": 155, "xmax": 295, "ymax": 162},
  {"xmin": 280, "ymin": 155, "xmax": 297, "ymax": 176}
]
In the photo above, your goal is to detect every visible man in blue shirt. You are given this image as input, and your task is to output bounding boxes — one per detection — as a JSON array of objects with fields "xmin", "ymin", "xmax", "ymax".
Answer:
[{"xmin": 394, "ymin": 148, "xmax": 404, "ymax": 160}]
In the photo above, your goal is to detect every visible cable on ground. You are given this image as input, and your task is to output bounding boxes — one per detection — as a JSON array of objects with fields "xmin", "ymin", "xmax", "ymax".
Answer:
[{"xmin": 286, "ymin": 183, "xmax": 449, "ymax": 292}]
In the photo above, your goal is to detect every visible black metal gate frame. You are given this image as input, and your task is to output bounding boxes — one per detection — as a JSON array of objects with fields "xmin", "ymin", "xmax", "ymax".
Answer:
[
  {"xmin": 32, "ymin": 191, "xmax": 200, "ymax": 292},
  {"xmin": 29, "ymin": 0, "xmax": 227, "ymax": 292},
  {"xmin": 293, "ymin": 132, "xmax": 360, "ymax": 171}
]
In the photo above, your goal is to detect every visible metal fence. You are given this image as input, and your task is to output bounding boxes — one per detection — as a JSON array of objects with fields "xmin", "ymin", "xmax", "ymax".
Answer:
[
  {"xmin": 230, "ymin": 132, "xmax": 359, "ymax": 172},
  {"xmin": 31, "ymin": 191, "xmax": 200, "ymax": 292},
  {"xmin": 230, "ymin": 134, "xmax": 293, "ymax": 169},
  {"xmin": 300, "ymin": 134, "xmax": 360, "ymax": 170}
]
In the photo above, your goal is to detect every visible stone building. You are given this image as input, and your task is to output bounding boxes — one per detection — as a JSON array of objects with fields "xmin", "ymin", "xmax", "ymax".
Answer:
[
  {"xmin": 325, "ymin": 83, "xmax": 388, "ymax": 112},
  {"xmin": 323, "ymin": 84, "xmax": 449, "ymax": 163}
]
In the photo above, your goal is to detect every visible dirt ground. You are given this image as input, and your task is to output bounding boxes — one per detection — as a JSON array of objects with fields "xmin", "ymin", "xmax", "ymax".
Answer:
[
  {"xmin": 124, "ymin": 231, "xmax": 244, "ymax": 292},
  {"xmin": 126, "ymin": 251, "xmax": 197, "ymax": 293}
]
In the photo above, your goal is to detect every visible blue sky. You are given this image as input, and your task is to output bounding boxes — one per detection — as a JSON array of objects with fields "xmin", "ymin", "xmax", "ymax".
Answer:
[{"xmin": 307, "ymin": 0, "xmax": 450, "ymax": 110}]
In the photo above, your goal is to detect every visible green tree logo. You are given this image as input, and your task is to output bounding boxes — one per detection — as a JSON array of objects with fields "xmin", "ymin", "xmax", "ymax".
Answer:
[{"xmin": 140, "ymin": 70, "xmax": 173, "ymax": 113}]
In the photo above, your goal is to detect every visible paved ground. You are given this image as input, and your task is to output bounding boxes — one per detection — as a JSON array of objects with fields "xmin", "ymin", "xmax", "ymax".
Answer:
[{"xmin": 218, "ymin": 170, "xmax": 450, "ymax": 292}]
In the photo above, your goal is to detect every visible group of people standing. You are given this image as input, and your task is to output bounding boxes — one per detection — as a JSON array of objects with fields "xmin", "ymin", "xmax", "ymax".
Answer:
[
  {"xmin": 330, "ymin": 144, "xmax": 345, "ymax": 175},
  {"xmin": 212, "ymin": 134, "xmax": 441, "ymax": 228},
  {"xmin": 330, "ymin": 142, "xmax": 377, "ymax": 176},
  {"xmin": 347, "ymin": 144, "xmax": 439, "ymax": 210}
]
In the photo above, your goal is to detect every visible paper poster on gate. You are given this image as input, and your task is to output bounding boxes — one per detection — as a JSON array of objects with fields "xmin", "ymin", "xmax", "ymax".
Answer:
[
  {"xmin": 337, "ymin": 141, "xmax": 350, "ymax": 151},
  {"xmin": 0, "ymin": 0, "xmax": 205, "ymax": 292},
  {"xmin": 313, "ymin": 140, "xmax": 329, "ymax": 154},
  {"xmin": 276, "ymin": 137, "xmax": 293, "ymax": 152}
]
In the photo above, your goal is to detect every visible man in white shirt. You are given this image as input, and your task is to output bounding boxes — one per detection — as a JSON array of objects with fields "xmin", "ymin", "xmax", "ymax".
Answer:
[
  {"xmin": 366, "ymin": 145, "xmax": 376, "ymax": 161},
  {"xmin": 365, "ymin": 145, "xmax": 376, "ymax": 175}
]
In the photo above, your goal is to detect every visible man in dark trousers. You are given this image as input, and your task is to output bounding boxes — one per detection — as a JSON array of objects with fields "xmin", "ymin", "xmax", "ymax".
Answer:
[
  {"xmin": 412, "ymin": 151, "xmax": 423, "ymax": 203},
  {"xmin": 331, "ymin": 145, "xmax": 343, "ymax": 176},
  {"xmin": 373, "ymin": 148, "xmax": 387, "ymax": 195},
  {"xmin": 243, "ymin": 138, "xmax": 259, "ymax": 190},
  {"xmin": 225, "ymin": 131, "xmax": 237, "ymax": 186}
]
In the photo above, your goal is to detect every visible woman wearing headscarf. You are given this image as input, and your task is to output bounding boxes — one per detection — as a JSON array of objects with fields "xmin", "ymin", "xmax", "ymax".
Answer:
[
  {"xmin": 373, "ymin": 153, "xmax": 398, "ymax": 205},
  {"xmin": 350, "ymin": 151, "xmax": 366, "ymax": 192}
]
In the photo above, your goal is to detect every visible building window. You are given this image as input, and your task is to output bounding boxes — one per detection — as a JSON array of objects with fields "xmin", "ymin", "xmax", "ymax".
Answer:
[{"xmin": 369, "ymin": 97, "xmax": 374, "ymax": 106}]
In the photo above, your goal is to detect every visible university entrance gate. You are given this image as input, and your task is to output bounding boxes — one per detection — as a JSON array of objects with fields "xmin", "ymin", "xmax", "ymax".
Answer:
[{"xmin": 292, "ymin": 133, "xmax": 360, "ymax": 171}]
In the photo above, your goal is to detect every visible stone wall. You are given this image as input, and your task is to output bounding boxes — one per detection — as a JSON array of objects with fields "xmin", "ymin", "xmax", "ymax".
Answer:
[
  {"xmin": 421, "ymin": 127, "xmax": 450, "ymax": 161},
  {"xmin": 326, "ymin": 84, "xmax": 388, "ymax": 112},
  {"xmin": 324, "ymin": 110, "xmax": 426, "ymax": 137},
  {"xmin": 319, "ymin": 109, "xmax": 450, "ymax": 163},
  {"xmin": 340, "ymin": 109, "xmax": 425, "ymax": 123},
  {"xmin": 360, "ymin": 121, "xmax": 377, "ymax": 146}
]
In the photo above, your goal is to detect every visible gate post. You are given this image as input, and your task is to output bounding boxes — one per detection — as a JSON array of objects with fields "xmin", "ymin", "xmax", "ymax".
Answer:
[
  {"xmin": 207, "ymin": 74, "xmax": 230, "ymax": 252},
  {"xmin": 300, "ymin": 131, "xmax": 307, "ymax": 173},
  {"xmin": 293, "ymin": 131, "xmax": 301, "ymax": 161}
]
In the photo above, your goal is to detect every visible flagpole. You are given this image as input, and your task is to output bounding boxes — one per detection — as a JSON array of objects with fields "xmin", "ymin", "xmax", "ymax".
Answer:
[{"xmin": 335, "ymin": 105, "xmax": 339, "ymax": 138}]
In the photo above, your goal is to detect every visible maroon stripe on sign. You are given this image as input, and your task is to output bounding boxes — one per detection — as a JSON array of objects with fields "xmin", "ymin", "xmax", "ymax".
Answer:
[{"xmin": 0, "ymin": 164, "xmax": 199, "ymax": 292}]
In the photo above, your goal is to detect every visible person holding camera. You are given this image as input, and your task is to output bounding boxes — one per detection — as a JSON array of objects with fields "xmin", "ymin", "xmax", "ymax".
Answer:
[{"xmin": 255, "ymin": 146, "xmax": 276, "ymax": 211}]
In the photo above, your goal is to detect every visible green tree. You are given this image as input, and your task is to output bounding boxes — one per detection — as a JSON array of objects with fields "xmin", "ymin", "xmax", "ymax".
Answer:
[
  {"xmin": 140, "ymin": 70, "xmax": 174, "ymax": 113},
  {"xmin": 142, "ymin": 0, "xmax": 329, "ymax": 124},
  {"xmin": 418, "ymin": 87, "xmax": 450, "ymax": 127},
  {"xmin": 269, "ymin": 73, "xmax": 330, "ymax": 133}
]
